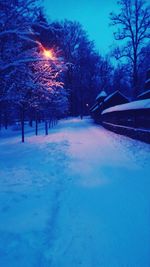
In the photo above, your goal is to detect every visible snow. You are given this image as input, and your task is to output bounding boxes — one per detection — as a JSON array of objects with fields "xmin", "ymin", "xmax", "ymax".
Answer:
[
  {"xmin": 96, "ymin": 90, "xmax": 107, "ymax": 100},
  {"xmin": 0, "ymin": 57, "xmax": 51, "ymax": 72},
  {"xmin": 102, "ymin": 98, "xmax": 150, "ymax": 114},
  {"xmin": 145, "ymin": 78, "xmax": 150, "ymax": 84},
  {"xmin": 0, "ymin": 117, "xmax": 150, "ymax": 267},
  {"xmin": 92, "ymin": 104, "xmax": 99, "ymax": 112},
  {"xmin": 137, "ymin": 89, "xmax": 150, "ymax": 99},
  {"xmin": 90, "ymin": 103, "xmax": 98, "ymax": 111}
]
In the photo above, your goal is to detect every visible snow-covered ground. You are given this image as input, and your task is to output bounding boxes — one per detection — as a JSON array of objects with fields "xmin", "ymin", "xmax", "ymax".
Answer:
[{"xmin": 0, "ymin": 117, "xmax": 150, "ymax": 267}]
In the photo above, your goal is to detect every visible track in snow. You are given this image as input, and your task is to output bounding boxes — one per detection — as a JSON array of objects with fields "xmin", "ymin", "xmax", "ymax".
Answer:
[{"xmin": 0, "ymin": 117, "xmax": 150, "ymax": 267}]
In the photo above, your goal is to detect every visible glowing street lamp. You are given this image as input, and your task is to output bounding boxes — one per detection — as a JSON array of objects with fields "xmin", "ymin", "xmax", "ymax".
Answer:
[
  {"xmin": 43, "ymin": 49, "xmax": 55, "ymax": 60},
  {"xmin": 36, "ymin": 40, "xmax": 56, "ymax": 61}
]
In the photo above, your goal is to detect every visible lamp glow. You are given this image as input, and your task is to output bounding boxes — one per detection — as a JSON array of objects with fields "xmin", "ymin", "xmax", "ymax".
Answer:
[{"xmin": 43, "ymin": 49, "xmax": 54, "ymax": 60}]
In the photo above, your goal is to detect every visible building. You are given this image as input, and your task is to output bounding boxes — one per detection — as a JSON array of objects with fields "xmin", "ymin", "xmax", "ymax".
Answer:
[
  {"xmin": 90, "ymin": 90, "xmax": 107, "ymax": 123},
  {"xmin": 102, "ymin": 91, "xmax": 129, "ymax": 111},
  {"xmin": 137, "ymin": 69, "xmax": 150, "ymax": 100},
  {"xmin": 91, "ymin": 90, "xmax": 129, "ymax": 123}
]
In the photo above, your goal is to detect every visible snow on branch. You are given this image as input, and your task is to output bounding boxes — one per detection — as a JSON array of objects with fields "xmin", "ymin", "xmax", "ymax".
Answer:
[{"xmin": 0, "ymin": 57, "xmax": 55, "ymax": 73}]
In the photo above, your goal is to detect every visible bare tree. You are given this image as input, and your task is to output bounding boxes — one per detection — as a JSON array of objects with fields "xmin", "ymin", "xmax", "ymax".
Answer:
[{"xmin": 110, "ymin": 0, "xmax": 150, "ymax": 97}]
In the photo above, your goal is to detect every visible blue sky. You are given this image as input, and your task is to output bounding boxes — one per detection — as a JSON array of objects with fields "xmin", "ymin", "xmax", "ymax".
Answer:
[{"xmin": 43, "ymin": 0, "xmax": 119, "ymax": 54}]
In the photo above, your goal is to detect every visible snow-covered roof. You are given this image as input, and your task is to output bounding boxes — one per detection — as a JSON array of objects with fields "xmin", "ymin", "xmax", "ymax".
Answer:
[
  {"xmin": 104, "ymin": 90, "xmax": 128, "ymax": 103},
  {"xmin": 90, "ymin": 103, "xmax": 98, "ymax": 111},
  {"xmin": 145, "ymin": 78, "xmax": 150, "ymax": 84},
  {"xmin": 92, "ymin": 104, "xmax": 99, "ymax": 112},
  {"xmin": 96, "ymin": 90, "xmax": 107, "ymax": 100},
  {"xmin": 102, "ymin": 98, "xmax": 150, "ymax": 114},
  {"xmin": 137, "ymin": 89, "xmax": 150, "ymax": 99},
  {"xmin": 92, "ymin": 102, "xmax": 104, "ymax": 112}
]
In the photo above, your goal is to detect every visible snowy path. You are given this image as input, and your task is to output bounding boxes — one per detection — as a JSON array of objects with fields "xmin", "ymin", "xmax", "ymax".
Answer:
[{"xmin": 0, "ymin": 118, "xmax": 150, "ymax": 267}]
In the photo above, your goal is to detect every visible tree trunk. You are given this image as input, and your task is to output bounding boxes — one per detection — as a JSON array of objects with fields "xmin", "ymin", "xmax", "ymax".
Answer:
[
  {"xmin": 51, "ymin": 118, "xmax": 54, "ymax": 127},
  {"xmin": 21, "ymin": 106, "xmax": 25, "ymax": 143},
  {"xmin": 45, "ymin": 120, "xmax": 48, "ymax": 135},
  {"xmin": 80, "ymin": 88, "xmax": 84, "ymax": 120},
  {"xmin": 133, "ymin": 51, "xmax": 138, "ymax": 99},
  {"xmin": 80, "ymin": 99, "xmax": 83, "ymax": 120},
  {"xmin": 0, "ymin": 112, "xmax": 1, "ymax": 130},
  {"xmin": 0, "ymin": 104, "xmax": 2, "ymax": 130},
  {"xmin": 4, "ymin": 111, "xmax": 8, "ymax": 129},
  {"xmin": 29, "ymin": 119, "xmax": 33, "ymax": 127},
  {"xmin": 35, "ymin": 119, "xmax": 38, "ymax": 136}
]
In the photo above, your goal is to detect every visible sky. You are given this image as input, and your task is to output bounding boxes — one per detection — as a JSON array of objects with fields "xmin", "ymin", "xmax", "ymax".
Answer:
[{"xmin": 43, "ymin": 0, "xmax": 119, "ymax": 55}]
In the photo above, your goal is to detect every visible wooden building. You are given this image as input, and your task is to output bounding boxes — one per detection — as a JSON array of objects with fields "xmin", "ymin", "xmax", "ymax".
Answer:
[
  {"xmin": 95, "ymin": 90, "xmax": 107, "ymax": 104},
  {"xmin": 137, "ymin": 69, "xmax": 150, "ymax": 100},
  {"xmin": 102, "ymin": 91, "xmax": 129, "ymax": 111},
  {"xmin": 90, "ymin": 90, "xmax": 107, "ymax": 123},
  {"xmin": 145, "ymin": 68, "xmax": 150, "ymax": 90},
  {"xmin": 91, "ymin": 90, "xmax": 129, "ymax": 123}
]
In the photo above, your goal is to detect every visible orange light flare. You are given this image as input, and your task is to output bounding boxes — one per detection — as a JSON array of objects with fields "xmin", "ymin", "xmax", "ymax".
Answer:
[
  {"xmin": 36, "ymin": 41, "xmax": 57, "ymax": 61},
  {"xmin": 43, "ymin": 49, "xmax": 55, "ymax": 60},
  {"xmin": 36, "ymin": 41, "xmax": 64, "ymax": 65}
]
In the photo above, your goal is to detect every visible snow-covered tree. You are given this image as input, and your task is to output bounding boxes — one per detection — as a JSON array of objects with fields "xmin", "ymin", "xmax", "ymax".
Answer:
[
  {"xmin": 49, "ymin": 20, "xmax": 106, "ymax": 117},
  {"xmin": 30, "ymin": 48, "xmax": 68, "ymax": 136},
  {"xmin": 0, "ymin": 1, "xmax": 68, "ymax": 141},
  {"xmin": 0, "ymin": 0, "xmax": 40, "ymax": 73},
  {"xmin": 0, "ymin": 0, "xmax": 39, "ymax": 131}
]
